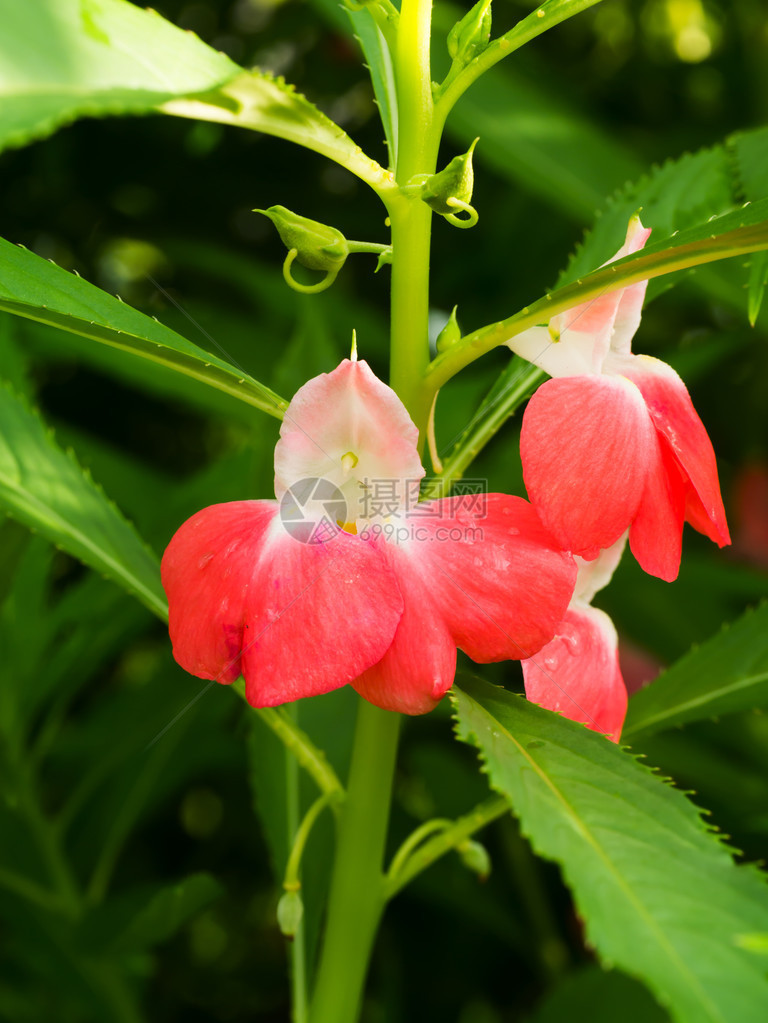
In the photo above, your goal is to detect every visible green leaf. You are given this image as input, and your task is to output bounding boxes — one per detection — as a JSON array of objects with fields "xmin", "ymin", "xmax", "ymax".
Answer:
[
  {"xmin": 561, "ymin": 144, "xmax": 736, "ymax": 284},
  {"xmin": 731, "ymin": 125, "xmax": 768, "ymax": 206},
  {"xmin": 0, "ymin": 383, "xmax": 166, "ymax": 619},
  {"xmin": 0, "ymin": 315, "xmax": 31, "ymax": 397},
  {"xmin": 160, "ymin": 69, "xmax": 392, "ymax": 196},
  {"xmin": 311, "ymin": 0, "xmax": 398, "ymax": 169},
  {"xmin": 748, "ymin": 250, "xmax": 768, "ymax": 326},
  {"xmin": 559, "ymin": 126, "xmax": 768, "ymax": 290},
  {"xmin": 547, "ymin": 196, "xmax": 768, "ymax": 312},
  {"xmin": 0, "ymin": 0, "xmax": 389, "ymax": 195},
  {"xmin": 0, "ymin": 0, "xmax": 238, "ymax": 153},
  {"xmin": 429, "ymin": 195, "xmax": 768, "ymax": 388},
  {"xmin": 547, "ymin": 125, "xmax": 768, "ymax": 333},
  {"xmin": 0, "ymin": 237, "xmax": 287, "ymax": 419},
  {"xmin": 624, "ymin": 604, "xmax": 768, "ymax": 742},
  {"xmin": 348, "ymin": 16, "xmax": 398, "ymax": 170},
  {"xmin": 452, "ymin": 675, "xmax": 768, "ymax": 1023},
  {"xmin": 0, "ymin": 548, "xmax": 149, "ymax": 737}
]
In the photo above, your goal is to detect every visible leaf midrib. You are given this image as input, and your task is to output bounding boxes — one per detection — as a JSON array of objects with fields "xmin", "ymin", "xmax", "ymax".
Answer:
[
  {"xmin": 0, "ymin": 299, "xmax": 286, "ymax": 418},
  {"xmin": 468, "ymin": 693, "xmax": 725, "ymax": 1023},
  {"xmin": 0, "ymin": 474, "xmax": 166, "ymax": 620},
  {"xmin": 625, "ymin": 671, "xmax": 768, "ymax": 738}
]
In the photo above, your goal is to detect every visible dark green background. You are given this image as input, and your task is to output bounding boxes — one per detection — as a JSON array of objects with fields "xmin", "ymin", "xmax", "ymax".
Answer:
[{"xmin": 1, "ymin": 1, "xmax": 766, "ymax": 1020}]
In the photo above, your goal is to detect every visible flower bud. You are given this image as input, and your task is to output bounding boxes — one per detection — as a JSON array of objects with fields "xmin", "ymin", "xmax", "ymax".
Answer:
[
  {"xmin": 436, "ymin": 306, "xmax": 462, "ymax": 352},
  {"xmin": 447, "ymin": 0, "xmax": 492, "ymax": 66},
  {"xmin": 277, "ymin": 889, "xmax": 304, "ymax": 939},
  {"xmin": 255, "ymin": 206, "xmax": 348, "ymax": 273},
  {"xmin": 420, "ymin": 139, "xmax": 478, "ymax": 216},
  {"xmin": 457, "ymin": 839, "xmax": 491, "ymax": 881}
]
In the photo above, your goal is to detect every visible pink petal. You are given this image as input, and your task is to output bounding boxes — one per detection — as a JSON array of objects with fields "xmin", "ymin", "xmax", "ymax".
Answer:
[
  {"xmin": 548, "ymin": 289, "xmax": 622, "ymax": 372},
  {"xmin": 161, "ymin": 501, "xmax": 404, "ymax": 705},
  {"xmin": 395, "ymin": 494, "xmax": 577, "ymax": 663},
  {"xmin": 621, "ymin": 355, "xmax": 730, "ymax": 548},
  {"xmin": 508, "ymin": 217, "xmax": 651, "ymax": 377},
  {"xmin": 522, "ymin": 605, "xmax": 627, "ymax": 742},
  {"xmin": 508, "ymin": 317, "xmax": 615, "ymax": 378},
  {"xmin": 629, "ymin": 435, "xmax": 686, "ymax": 582},
  {"xmin": 162, "ymin": 501, "xmax": 277, "ymax": 684},
  {"xmin": 274, "ymin": 359, "xmax": 424, "ymax": 522},
  {"xmin": 520, "ymin": 376, "xmax": 656, "ymax": 559},
  {"xmin": 353, "ymin": 541, "xmax": 456, "ymax": 715},
  {"xmin": 610, "ymin": 216, "xmax": 652, "ymax": 357}
]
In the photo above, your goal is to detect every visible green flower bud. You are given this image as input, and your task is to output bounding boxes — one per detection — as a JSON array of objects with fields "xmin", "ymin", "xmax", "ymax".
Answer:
[
  {"xmin": 436, "ymin": 306, "xmax": 462, "ymax": 352},
  {"xmin": 255, "ymin": 206, "xmax": 348, "ymax": 272},
  {"xmin": 458, "ymin": 839, "xmax": 491, "ymax": 881},
  {"xmin": 277, "ymin": 889, "xmax": 304, "ymax": 939},
  {"xmin": 420, "ymin": 139, "xmax": 478, "ymax": 216},
  {"xmin": 447, "ymin": 0, "xmax": 493, "ymax": 66}
]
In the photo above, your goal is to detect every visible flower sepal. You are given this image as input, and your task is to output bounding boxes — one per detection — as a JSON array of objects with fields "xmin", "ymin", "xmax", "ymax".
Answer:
[
  {"xmin": 255, "ymin": 205, "xmax": 348, "ymax": 293},
  {"xmin": 447, "ymin": 0, "xmax": 493, "ymax": 69},
  {"xmin": 419, "ymin": 139, "xmax": 479, "ymax": 228}
]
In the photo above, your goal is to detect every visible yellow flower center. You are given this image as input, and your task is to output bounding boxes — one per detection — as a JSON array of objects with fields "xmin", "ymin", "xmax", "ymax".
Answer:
[{"xmin": 341, "ymin": 450, "xmax": 359, "ymax": 474}]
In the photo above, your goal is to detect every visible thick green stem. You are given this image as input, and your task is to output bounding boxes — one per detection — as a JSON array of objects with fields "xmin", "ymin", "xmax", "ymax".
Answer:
[
  {"xmin": 308, "ymin": 701, "xmax": 401, "ymax": 1023},
  {"xmin": 388, "ymin": 0, "xmax": 439, "ymax": 437},
  {"xmin": 388, "ymin": 201, "xmax": 434, "ymax": 438},
  {"xmin": 308, "ymin": 6, "xmax": 439, "ymax": 1022}
]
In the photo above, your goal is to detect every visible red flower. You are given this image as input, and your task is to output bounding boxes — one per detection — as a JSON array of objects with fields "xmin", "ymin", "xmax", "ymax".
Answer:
[
  {"xmin": 522, "ymin": 538, "xmax": 628, "ymax": 742},
  {"xmin": 162, "ymin": 359, "xmax": 576, "ymax": 714},
  {"xmin": 508, "ymin": 216, "xmax": 730, "ymax": 581}
]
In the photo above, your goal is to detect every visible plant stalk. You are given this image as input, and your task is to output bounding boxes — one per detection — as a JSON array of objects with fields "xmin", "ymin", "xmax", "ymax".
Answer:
[{"xmin": 307, "ymin": 702, "xmax": 401, "ymax": 1023}]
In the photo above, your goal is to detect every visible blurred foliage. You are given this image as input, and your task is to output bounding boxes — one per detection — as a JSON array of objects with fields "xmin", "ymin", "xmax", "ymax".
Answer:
[{"xmin": 0, "ymin": 1, "xmax": 767, "ymax": 1021}]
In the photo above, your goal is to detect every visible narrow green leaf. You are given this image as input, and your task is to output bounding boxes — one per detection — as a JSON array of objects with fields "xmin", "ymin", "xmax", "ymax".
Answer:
[
  {"xmin": 624, "ymin": 604, "xmax": 768, "ymax": 741},
  {"xmin": 311, "ymin": 0, "xmax": 398, "ymax": 169},
  {"xmin": 0, "ymin": 0, "xmax": 238, "ymax": 153},
  {"xmin": 730, "ymin": 124, "xmax": 768, "ymax": 206},
  {"xmin": 0, "ymin": 237, "xmax": 287, "ymax": 419},
  {"xmin": 0, "ymin": 383, "xmax": 166, "ymax": 619},
  {"xmin": 428, "ymin": 196, "xmax": 768, "ymax": 388},
  {"xmin": 0, "ymin": 316, "xmax": 31, "ymax": 397},
  {"xmin": 160, "ymin": 69, "xmax": 393, "ymax": 197},
  {"xmin": 452, "ymin": 675, "xmax": 768, "ymax": 1023},
  {"xmin": 747, "ymin": 250, "xmax": 768, "ymax": 326},
  {"xmin": 561, "ymin": 126, "xmax": 768, "ymax": 287},
  {"xmin": 354, "ymin": 18, "xmax": 398, "ymax": 169}
]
